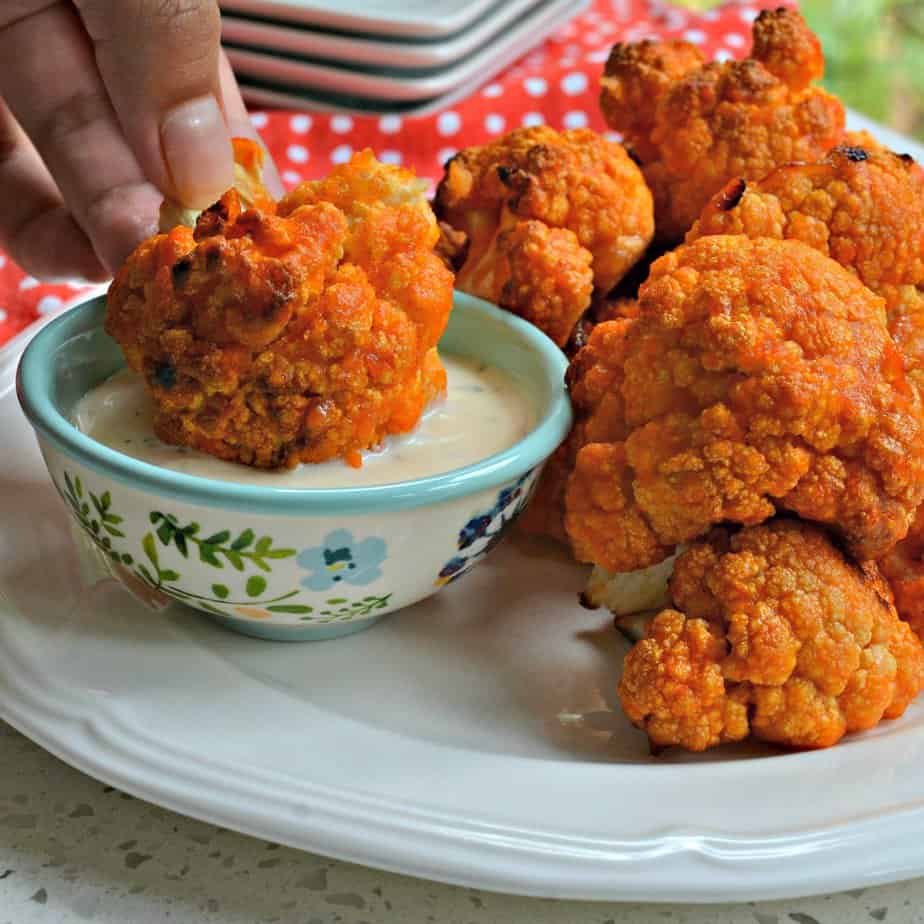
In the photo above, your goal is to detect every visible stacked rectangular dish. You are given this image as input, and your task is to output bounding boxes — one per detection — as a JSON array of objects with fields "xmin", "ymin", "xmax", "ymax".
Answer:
[{"xmin": 221, "ymin": 0, "xmax": 589, "ymax": 114}]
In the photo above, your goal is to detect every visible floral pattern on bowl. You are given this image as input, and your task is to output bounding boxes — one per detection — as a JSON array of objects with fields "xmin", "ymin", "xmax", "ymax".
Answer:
[
  {"xmin": 436, "ymin": 469, "xmax": 536, "ymax": 586},
  {"xmin": 58, "ymin": 469, "xmax": 398, "ymax": 630},
  {"xmin": 297, "ymin": 530, "xmax": 387, "ymax": 591}
]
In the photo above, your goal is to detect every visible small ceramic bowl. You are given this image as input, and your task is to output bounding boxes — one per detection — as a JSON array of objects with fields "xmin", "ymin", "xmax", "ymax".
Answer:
[{"xmin": 18, "ymin": 292, "xmax": 571, "ymax": 641}]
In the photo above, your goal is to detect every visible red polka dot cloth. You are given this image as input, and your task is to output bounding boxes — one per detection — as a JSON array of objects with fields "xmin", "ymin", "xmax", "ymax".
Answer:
[{"xmin": 0, "ymin": 0, "xmax": 794, "ymax": 347}]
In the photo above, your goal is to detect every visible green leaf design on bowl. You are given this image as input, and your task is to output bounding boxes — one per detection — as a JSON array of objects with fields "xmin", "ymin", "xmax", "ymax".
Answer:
[{"xmin": 59, "ymin": 471, "xmax": 395, "ymax": 624}]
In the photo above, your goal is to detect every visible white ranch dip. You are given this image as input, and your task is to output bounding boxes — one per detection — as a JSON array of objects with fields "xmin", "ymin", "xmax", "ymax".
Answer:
[{"xmin": 73, "ymin": 356, "xmax": 536, "ymax": 488}]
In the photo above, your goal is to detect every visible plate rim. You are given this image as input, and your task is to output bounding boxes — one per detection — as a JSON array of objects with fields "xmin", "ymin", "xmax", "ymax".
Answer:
[{"xmin": 4, "ymin": 571, "xmax": 924, "ymax": 904}]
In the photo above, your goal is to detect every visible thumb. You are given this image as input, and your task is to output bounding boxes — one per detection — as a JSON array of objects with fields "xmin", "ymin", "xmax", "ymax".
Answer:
[{"xmin": 76, "ymin": 0, "xmax": 234, "ymax": 209}]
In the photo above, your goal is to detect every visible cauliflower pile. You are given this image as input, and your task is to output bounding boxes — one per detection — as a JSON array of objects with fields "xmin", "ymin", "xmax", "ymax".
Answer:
[
  {"xmin": 600, "ymin": 8, "xmax": 845, "ymax": 242},
  {"xmin": 513, "ymin": 7, "xmax": 924, "ymax": 756},
  {"xmin": 106, "ymin": 147, "xmax": 453, "ymax": 469},
  {"xmin": 619, "ymin": 521, "xmax": 924, "ymax": 751},
  {"xmin": 560, "ymin": 236, "xmax": 924, "ymax": 752},
  {"xmin": 434, "ymin": 126, "xmax": 653, "ymax": 347}
]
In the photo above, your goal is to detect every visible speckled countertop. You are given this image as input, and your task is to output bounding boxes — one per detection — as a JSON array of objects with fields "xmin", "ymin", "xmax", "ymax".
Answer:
[{"xmin": 1, "ymin": 721, "xmax": 921, "ymax": 924}]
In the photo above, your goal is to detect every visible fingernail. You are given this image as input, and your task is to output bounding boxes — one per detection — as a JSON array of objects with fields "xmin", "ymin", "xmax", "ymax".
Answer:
[{"xmin": 161, "ymin": 95, "xmax": 234, "ymax": 209}]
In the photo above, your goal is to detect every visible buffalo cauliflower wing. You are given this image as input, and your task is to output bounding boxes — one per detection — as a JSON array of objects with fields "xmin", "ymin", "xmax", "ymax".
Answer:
[
  {"xmin": 433, "ymin": 126, "xmax": 653, "ymax": 346},
  {"xmin": 618, "ymin": 520, "xmax": 924, "ymax": 751},
  {"xmin": 686, "ymin": 144, "xmax": 924, "ymax": 634},
  {"xmin": 106, "ymin": 149, "xmax": 453, "ymax": 469},
  {"xmin": 600, "ymin": 8, "xmax": 845, "ymax": 243},
  {"xmin": 562, "ymin": 235, "xmax": 924, "ymax": 573},
  {"xmin": 519, "ymin": 316, "xmax": 633, "ymax": 542},
  {"xmin": 880, "ymin": 507, "xmax": 924, "ymax": 641},
  {"xmin": 688, "ymin": 143, "xmax": 924, "ymax": 391}
]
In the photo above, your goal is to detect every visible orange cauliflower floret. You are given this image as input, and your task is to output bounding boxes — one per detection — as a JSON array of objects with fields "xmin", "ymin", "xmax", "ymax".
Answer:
[
  {"xmin": 880, "ymin": 507, "xmax": 924, "ymax": 641},
  {"xmin": 619, "ymin": 520, "xmax": 924, "ymax": 751},
  {"xmin": 519, "ymin": 317, "xmax": 633, "ymax": 542},
  {"xmin": 688, "ymin": 143, "xmax": 924, "ymax": 392},
  {"xmin": 106, "ymin": 149, "xmax": 453, "ymax": 469},
  {"xmin": 434, "ymin": 126, "xmax": 653, "ymax": 346},
  {"xmin": 600, "ymin": 8, "xmax": 845, "ymax": 243},
  {"xmin": 562, "ymin": 235, "xmax": 924, "ymax": 572},
  {"xmin": 685, "ymin": 144, "xmax": 924, "ymax": 634}
]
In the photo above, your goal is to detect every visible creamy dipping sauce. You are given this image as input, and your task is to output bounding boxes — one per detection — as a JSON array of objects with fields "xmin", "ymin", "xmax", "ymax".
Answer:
[{"xmin": 72, "ymin": 357, "xmax": 536, "ymax": 488}]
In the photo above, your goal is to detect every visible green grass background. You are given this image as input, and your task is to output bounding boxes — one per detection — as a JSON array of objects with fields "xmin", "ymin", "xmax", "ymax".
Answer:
[{"xmin": 677, "ymin": 1, "xmax": 924, "ymax": 141}]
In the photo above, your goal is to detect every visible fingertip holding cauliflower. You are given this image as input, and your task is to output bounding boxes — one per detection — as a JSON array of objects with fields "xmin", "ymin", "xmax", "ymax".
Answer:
[
  {"xmin": 158, "ymin": 137, "xmax": 275, "ymax": 232},
  {"xmin": 434, "ymin": 125, "xmax": 653, "ymax": 347},
  {"xmin": 562, "ymin": 235, "xmax": 924, "ymax": 573},
  {"xmin": 106, "ymin": 147, "xmax": 453, "ymax": 469},
  {"xmin": 618, "ymin": 521, "xmax": 924, "ymax": 752},
  {"xmin": 600, "ymin": 8, "xmax": 845, "ymax": 242}
]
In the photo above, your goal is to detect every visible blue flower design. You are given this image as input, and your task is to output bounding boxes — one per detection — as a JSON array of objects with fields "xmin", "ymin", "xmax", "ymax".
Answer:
[
  {"xmin": 493, "ymin": 483, "xmax": 524, "ymax": 516},
  {"xmin": 297, "ymin": 529, "xmax": 387, "ymax": 592},
  {"xmin": 437, "ymin": 556, "xmax": 468, "ymax": 586},
  {"xmin": 435, "ymin": 470, "xmax": 537, "ymax": 587},
  {"xmin": 458, "ymin": 513, "xmax": 493, "ymax": 550}
]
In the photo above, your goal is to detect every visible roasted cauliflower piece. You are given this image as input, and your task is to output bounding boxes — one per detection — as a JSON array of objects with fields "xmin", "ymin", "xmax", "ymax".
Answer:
[
  {"xmin": 106, "ymin": 149, "xmax": 453, "ymax": 469},
  {"xmin": 880, "ymin": 507, "xmax": 924, "ymax": 641},
  {"xmin": 686, "ymin": 143, "xmax": 924, "ymax": 633},
  {"xmin": 434, "ymin": 126, "xmax": 653, "ymax": 346},
  {"xmin": 600, "ymin": 8, "xmax": 844, "ymax": 243},
  {"xmin": 562, "ymin": 235, "xmax": 924, "ymax": 573},
  {"xmin": 519, "ymin": 316, "xmax": 633, "ymax": 543},
  {"xmin": 688, "ymin": 143, "xmax": 924, "ymax": 391},
  {"xmin": 619, "ymin": 521, "xmax": 924, "ymax": 752}
]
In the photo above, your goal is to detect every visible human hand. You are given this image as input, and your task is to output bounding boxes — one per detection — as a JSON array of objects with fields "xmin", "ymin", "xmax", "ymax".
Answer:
[{"xmin": 0, "ymin": 1, "xmax": 282, "ymax": 282}]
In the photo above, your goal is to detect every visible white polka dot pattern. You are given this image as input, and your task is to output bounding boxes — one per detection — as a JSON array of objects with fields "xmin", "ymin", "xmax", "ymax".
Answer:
[
  {"xmin": 289, "ymin": 114, "xmax": 312, "ymax": 134},
  {"xmin": 331, "ymin": 145, "xmax": 353, "ymax": 164},
  {"xmin": 286, "ymin": 145, "xmax": 309, "ymax": 164},
  {"xmin": 437, "ymin": 111, "xmax": 461, "ymax": 136},
  {"xmin": 485, "ymin": 114, "xmax": 506, "ymax": 134},
  {"xmin": 37, "ymin": 295, "xmax": 62, "ymax": 315}
]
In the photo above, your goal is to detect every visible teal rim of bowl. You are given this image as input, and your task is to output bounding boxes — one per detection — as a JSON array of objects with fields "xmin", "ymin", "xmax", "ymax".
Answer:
[{"xmin": 17, "ymin": 291, "xmax": 572, "ymax": 515}]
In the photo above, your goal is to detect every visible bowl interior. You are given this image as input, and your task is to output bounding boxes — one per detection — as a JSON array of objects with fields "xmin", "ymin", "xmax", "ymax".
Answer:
[
  {"xmin": 18, "ymin": 292, "xmax": 571, "ymax": 513},
  {"xmin": 44, "ymin": 298, "xmax": 123, "ymax": 423}
]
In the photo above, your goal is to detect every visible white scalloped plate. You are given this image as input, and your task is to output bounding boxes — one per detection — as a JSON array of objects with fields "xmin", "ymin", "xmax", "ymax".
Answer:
[{"xmin": 3, "ymin": 119, "xmax": 924, "ymax": 904}]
